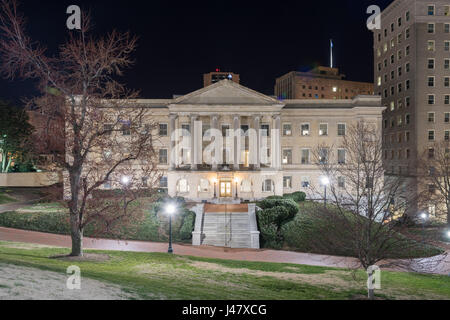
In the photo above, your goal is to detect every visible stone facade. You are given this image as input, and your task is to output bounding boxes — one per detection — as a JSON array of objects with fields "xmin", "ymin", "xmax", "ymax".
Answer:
[{"xmin": 63, "ymin": 79, "xmax": 384, "ymax": 203}]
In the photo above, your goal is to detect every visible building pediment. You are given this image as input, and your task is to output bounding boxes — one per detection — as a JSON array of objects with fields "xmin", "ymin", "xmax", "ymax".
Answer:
[{"xmin": 172, "ymin": 80, "xmax": 282, "ymax": 106}]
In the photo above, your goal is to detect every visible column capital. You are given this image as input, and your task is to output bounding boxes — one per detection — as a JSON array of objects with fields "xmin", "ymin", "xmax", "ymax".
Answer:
[
  {"xmin": 190, "ymin": 114, "xmax": 199, "ymax": 120},
  {"xmin": 170, "ymin": 113, "xmax": 178, "ymax": 120},
  {"xmin": 272, "ymin": 114, "xmax": 281, "ymax": 120}
]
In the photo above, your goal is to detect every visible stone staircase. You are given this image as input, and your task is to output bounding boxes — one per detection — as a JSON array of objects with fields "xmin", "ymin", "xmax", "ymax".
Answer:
[{"xmin": 192, "ymin": 203, "xmax": 260, "ymax": 249}]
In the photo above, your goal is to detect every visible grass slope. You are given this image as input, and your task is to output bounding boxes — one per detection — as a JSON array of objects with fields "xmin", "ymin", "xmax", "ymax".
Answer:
[{"xmin": 0, "ymin": 241, "xmax": 449, "ymax": 300}]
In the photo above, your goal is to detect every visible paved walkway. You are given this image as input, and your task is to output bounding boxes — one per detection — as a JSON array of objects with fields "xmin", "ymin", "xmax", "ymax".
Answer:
[{"xmin": 0, "ymin": 227, "xmax": 448, "ymax": 275}]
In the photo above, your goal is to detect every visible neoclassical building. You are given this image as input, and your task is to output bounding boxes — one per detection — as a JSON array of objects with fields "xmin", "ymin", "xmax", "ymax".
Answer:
[{"xmin": 110, "ymin": 79, "xmax": 384, "ymax": 203}]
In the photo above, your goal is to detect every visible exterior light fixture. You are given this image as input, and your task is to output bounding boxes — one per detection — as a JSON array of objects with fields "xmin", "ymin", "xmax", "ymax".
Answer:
[
  {"xmin": 420, "ymin": 213, "xmax": 428, "ymax": 220},
  {"xmin": 234, "ymin": 177, "xmax": 239, "ymax": 199},
  {"xmin": 121, "ymin": 176, "xmax": 130, "ymax": 185},
  {"xmin": 446, "ymin": 230, "xmax": 450, "ymax": 239},
  {"xmin": 165, "ymin": 203, "xmax": 177, "ymax": 254},
  {"xmin": 321, "ymin": 176, "xmax": 330, "ymax": 208}
]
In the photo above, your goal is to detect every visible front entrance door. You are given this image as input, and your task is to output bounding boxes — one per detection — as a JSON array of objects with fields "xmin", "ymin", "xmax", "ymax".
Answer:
[{"xmin": 220, "ymin": 180, "xmax": 232, "ymax": 197}]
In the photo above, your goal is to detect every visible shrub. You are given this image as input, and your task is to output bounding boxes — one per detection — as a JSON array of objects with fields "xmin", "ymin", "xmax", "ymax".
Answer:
[
  {"xmin": 258, "ymin": 198, "xmax": 299, "ymax": 217},
  {"xmin": 257, "ymin": 198, "xmax": 300, "ymax": 249},
  {"xmin": 283, "ymin": 191, "xmax": 306, "ymax": 202}
]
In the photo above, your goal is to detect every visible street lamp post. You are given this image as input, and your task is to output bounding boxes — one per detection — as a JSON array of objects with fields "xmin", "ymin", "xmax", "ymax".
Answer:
[
  {"xmin": 166, "ymin": 204, "xmax": 176, "ymax": 254},
  {"xmin": 321, "ymin": 176, "xmax": 330, "ymax": 208},
  {"xmin": 420, "ymin": 212, "xmax": 428, "ymax": 244}
]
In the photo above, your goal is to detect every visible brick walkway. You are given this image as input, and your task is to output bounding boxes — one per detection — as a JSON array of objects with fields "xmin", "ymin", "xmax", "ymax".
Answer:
[{"xmin": 0, "ymin": 227, "xmax": 448, "ymax": 275}]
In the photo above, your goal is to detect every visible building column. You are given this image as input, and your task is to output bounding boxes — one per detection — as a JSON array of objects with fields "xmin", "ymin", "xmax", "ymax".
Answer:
[
  {"xmin": 211, "ymin": 115, "xmax": 219, "ymax": 171},
  {"xmin": 190, "ymin": 114, "xmax": 198, "ymax": 170},
  {"xmin": 194, "ymin": 116, "xmax": 203, "ymax": 169},
  {"xmin": 233, "ymin": 115, "xmax": 240, "ymax": 171},
  {"xmin": 253, "ymin": 115, "xmax": 261, "ymax": 169},
  {"xmin": 169, "ymin": 114, "xmax": 178, "ymax": 170},
  {"xmin": 271, "ymin": 114, "xmax": 281, "ymax": 170}
]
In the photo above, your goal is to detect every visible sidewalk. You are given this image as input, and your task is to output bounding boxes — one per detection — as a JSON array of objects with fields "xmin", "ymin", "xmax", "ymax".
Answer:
[{"xmin": 0, "ymin": 227, "xmax": 448, "ymax": 275}]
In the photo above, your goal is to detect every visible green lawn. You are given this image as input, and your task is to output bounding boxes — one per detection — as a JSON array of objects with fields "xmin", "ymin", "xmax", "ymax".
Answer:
[
  {"xmin": 0, "ymin": 241, "xmax": 449, "ymax": 300},
  {"xmin": 0, "ymin": 190, "xmax": 17, "ymax": 204}
]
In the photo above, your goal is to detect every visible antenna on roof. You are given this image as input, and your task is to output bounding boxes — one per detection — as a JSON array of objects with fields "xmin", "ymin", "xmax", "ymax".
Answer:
[{"xmin": 330, "ymin": 39, "xmax": 333, "ymax": 68}]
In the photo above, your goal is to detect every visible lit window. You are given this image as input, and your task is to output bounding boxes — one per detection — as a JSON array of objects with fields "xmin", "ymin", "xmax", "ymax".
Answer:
[
  {"xmin": 428, "ymin": 40, "xmax": 435, "ymax": 51},
  {"xmin": 301, "ymin": 177, "xmax": 310, "ymax": 188},
  {"xmin": 301, "ymin": 123, "xmax": 310, "ymax": 136},
  {"xmin": 332, "ymin": 87, "xmax": 337, "ymax": 92},
  {"xmin": 318, "ymin": 148, "xmax": 328, "ymax": 164},
  {"xmin": 283, "ymin": 176, "xmax": 292, "ymax": 189},
  {"xmin": 198, "ymin": 179, "xmax": 210, "ymax": 192},
  {"xmin": 319, "ymin": 124, "xmax": 328, "ymax": 136},
  {"xmin": 282, "ymin": 149, "xmax": 292, "ymax": 165},
  {"xmin": 177, "ymin": 179, "xmax": 189, "ymax": 193},
  {"xmin": 282, "ymin": 123, "xmax": 292, "ymax": 136}
]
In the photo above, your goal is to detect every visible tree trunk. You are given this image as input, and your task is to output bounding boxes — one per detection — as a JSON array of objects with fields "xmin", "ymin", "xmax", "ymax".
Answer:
[
  {"xmin": 367, "ymin": 269, "xmax": 375, "ymax": 300},
  {"xmin": 70, "ymin": 213, "xmax": 83, "ymax": 257}
]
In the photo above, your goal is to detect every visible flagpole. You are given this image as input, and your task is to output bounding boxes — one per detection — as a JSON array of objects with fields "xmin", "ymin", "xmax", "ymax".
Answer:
[{"xmin": 330, "ymin": 39, "xmax": 333, "ymax": 68}]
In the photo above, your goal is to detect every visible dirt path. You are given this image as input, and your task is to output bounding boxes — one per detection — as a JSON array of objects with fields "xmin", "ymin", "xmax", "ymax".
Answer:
[{"xmin": 0, "ymin": 263, "xmax": 137, "ymax": 300}]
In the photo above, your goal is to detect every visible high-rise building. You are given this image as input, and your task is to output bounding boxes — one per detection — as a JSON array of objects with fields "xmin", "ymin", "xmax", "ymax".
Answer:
[
  {"xmin": 203, "ymin": 70, "xmax": 240, "ymax": 87},
  {"xmin": 374, "ymin": 0, "xmax": 450, "ymax": 215},
  {"xmin": 274, "ymin": 66, "xmax": 374, "ymax": 100}
]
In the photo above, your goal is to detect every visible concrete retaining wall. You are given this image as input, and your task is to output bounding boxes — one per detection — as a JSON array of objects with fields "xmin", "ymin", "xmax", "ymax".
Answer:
[{"xmin": 0, "ymin": 172, "xmax": 62, "ymax": 187}]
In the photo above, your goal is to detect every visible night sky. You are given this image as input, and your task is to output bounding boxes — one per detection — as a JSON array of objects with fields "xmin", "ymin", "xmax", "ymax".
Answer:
[{"xmin": 0, "ymin": 0, "xmax": 393, "ymax": 104}]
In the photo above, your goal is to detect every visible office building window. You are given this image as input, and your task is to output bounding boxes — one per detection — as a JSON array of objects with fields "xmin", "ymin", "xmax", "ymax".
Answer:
[
  {"xmin": 428, "ymin": 23, "xmax": 435, "ymax": 34},
  {"xmin": 159, "ymin": 123, "xmax": 168, "ymax": 136},
  {"xmin": 301, "ymin": 149, "xmax": 310, "ymax": 165},
  {"xmin": 405, "ymin": 113, "xmax": 411, "ymax": 124},
  {"xmin": 122, "ymin": 122, "xmax": 131, "ymax": 136},
  {"xmin": 428, "ymin": 131, "xmax": 435, "ymax": 141},
  {"xmin": 428, "ymin": 95, "xmax": 435, "ymax": 105},
  {"xmin": 445, "ymin": 41, "xmax": 450, "ymax": 52},
  {"xmin": 337, "ymin": 149, "xmax": 346, "ymax": 164},
  {"xmin": 428, "ymin": 5, "xmax": 435, "ymax": 16},
  {"xmin": 428, "ymin": 112, "xmax": 435, "ymax": 123},
  {"xmin": 283, "ymin": 176, "xmax": 292, "ymax": 189},
  {"xmin": 428, "ymin": 59, "xmax": 435, "ymax": 69},
  {"xmin": 405, "ymin": 96, "xmax": 410, "ymax": 107},
  {"xmin": 446, "ymin": 131, "xmax": 450, "ymax": 141},
  {"xmin": 445, "ymin": 77, "xmax": 450, "ymax": 88},
  {"xmin": 428, "ymin": 40, "xmax": 435, "ymax": 51},
  {"xmin": 301, "ymin": 177, "xmax": 310, "ymax": 188},
  {"xmin": 445, "ymin": 95, "xmax": 450, "ymax": 105},
  {"xmin": 301, "ymin": 123, "xmax": 310, "ymax": 136},
  {"xmin": 445, "ymin": 24, "xmax": 450, "ymax": 33},
  {"xmin": 159, "ymin": 177, "xmax": 168, "ymax": 189},
  {"xmin": 406, "ymin": 11, "xmax": 410, "ymax": 21},
  {"xmin": 318, "ymin": 148, "xmax": 328, "ymax": 164},
  {"xmin": 338, "ymin": 177, "xmax": 345, "ymax": 189},
  {"xmin": 428, "ymin": 76, "xmax": 435, "ymax": 87},
  {"xmin": 282, "ymin": 149, "xmax": 292, "ymax": 165},
  {"xmin": 445, "ymin": 6, "xmax": 450, "ymax": 16},
  {"xmin": 445, "ymin": 59, "xmax": 450, "ymax": 70},
  {"xmin": 337, "ymin": 123, "xmax": 346, "ymax": 136},
  {"xmin": 445, "ymin": 113, "xmax": 450, "ymax": 123},
  {"xmin": 319, "ymin": 124, "xmax": 328, "ymax": 136},
  {"xmin": 261, "ymin": 124, "xmax": 270, "ymax": 137},
  {"xmin": 159, "ymin": 149, "xmax": 168, "ymax": 164},
  {"xmin": 282, "ymin": 123, "xmax": 292, "ymax": 136},
  {"xmin": 406, "ymin": 63, "xmax": 410, "ymax": 72},
  {"xmin": 406, "ymin": 45, "xmax": 410, "ymax": 56}
]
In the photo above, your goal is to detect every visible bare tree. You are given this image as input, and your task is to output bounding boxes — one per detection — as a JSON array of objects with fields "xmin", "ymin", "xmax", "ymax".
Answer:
[
  {"xmin": 311, "ymin": 121, "xmax": 431, "ymax": 299},
  {"xmin": 417, "ymin": 140, "xmax": 450, "ymax": 227},
  {"xmin": 0, "ymin": 0, "xmax": 161, "ymax": 256}
]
